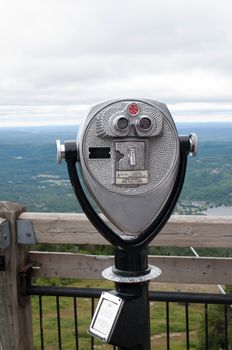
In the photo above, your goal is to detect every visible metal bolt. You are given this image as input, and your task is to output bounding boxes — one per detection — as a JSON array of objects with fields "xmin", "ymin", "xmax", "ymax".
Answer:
[{"xmin": 56, "ymin": 140, "xmax": 66, "ymax": 164}]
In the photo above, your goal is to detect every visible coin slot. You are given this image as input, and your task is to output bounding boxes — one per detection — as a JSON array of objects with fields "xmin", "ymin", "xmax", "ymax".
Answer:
[{"xmin": 116, "ymin": 150, "xmax": 124, "ymax": 162}]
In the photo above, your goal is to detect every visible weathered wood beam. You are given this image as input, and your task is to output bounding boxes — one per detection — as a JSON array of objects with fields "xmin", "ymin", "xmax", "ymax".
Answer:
[
  {"xmin": 19, "ymin": 212, "xmax": 232, "ymax": 248},
  {"xmin": 0, "ymin": 202, "xmax": 33, "ymax": 350},
  {"xmin": 29, "ymin": 251, "xmax": 232, "ymax": 285}
]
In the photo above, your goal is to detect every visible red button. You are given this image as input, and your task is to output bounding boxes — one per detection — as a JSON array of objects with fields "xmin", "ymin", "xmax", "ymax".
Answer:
[{"xmin": 128, "ymin": 103, "xmax": 140, "ymax": 116}]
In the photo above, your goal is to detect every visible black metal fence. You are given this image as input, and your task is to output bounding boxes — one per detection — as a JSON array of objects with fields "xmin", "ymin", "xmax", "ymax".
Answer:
[{"xmin": 28, "ymin": 284, "xmax": 232, "ymax": 350}]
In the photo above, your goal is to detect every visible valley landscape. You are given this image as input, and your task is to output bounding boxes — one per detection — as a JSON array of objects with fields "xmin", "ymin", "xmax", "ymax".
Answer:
[
  {"xmin": 1, "ymin": 123, "xmax": 232, "ymax": 215},
  {"xmin": 1, "ymin": 122, "xmax": 232, "ymax": 349}
]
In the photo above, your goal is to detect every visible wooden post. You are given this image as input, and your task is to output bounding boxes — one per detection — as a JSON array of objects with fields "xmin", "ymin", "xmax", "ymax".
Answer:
[{"xmin": 0, "ymin": 202, "xmax": 34, "ymax": 350}]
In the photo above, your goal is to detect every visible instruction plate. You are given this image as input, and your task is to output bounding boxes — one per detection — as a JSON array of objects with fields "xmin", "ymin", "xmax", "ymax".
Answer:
[
  {"xmin": 116, "ymin": 170, "xmax": 148, "ymax": 185},
  {"xmin": 88, "ymin": 291, "xmax": 124, "ymax": 342}
]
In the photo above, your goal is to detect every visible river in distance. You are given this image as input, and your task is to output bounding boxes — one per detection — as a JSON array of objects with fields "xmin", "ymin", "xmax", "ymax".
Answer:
[{"xmin": 206, "ymin": 206, "xmax": 232, "ymax": 216}]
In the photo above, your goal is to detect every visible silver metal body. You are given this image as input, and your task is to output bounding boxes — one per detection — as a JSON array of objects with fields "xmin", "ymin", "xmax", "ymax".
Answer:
[
  {"xmin": 102, "ymin": 265, "xmax": 162, "ymax": 283},
  {"xmin": 78, "ymin": 99, "xmax": 180, "ymax": 236}
]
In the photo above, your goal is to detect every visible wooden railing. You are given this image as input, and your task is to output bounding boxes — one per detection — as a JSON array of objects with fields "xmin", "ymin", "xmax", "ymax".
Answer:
[
  {"xmin": 1, "ymin": 201, "xmax": 232, "ymax": 349},
  {"xmin": 20, "ymin": 211, "xmax": 232, "ymax": 285}
]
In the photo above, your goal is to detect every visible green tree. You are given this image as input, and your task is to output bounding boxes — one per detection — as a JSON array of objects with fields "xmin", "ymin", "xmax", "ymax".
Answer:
[{"xmin": 197, "ymin": 287, "xmax": 232, "ymax": 350}]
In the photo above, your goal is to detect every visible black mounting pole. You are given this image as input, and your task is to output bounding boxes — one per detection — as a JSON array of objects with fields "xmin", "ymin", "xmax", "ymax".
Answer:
[
  {"xmin": 114, "ymin": 282, "xmax": 151, "ymax": 350},
  {"xmin": 111, "ymin": 247, "xmax": 151, "ymax": 350}
]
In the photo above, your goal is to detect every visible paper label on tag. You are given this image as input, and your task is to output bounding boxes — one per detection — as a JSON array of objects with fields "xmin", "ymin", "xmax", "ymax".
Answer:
[{"xmin": 116, "ymin": 170, "xmax": 148, "ymax": 185}]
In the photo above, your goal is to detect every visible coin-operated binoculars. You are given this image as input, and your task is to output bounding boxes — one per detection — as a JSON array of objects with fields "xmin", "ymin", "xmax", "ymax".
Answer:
[{"xmin": 57, "ymin": 99, "xmax": 197, "ymax": 350}]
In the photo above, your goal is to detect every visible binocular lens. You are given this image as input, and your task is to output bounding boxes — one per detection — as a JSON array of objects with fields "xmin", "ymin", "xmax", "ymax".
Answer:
[
  {"xmin": 138, "ymin": 117, "xmax": 151, "ymax": 130},
  {"xmin": 117, "ymin": 117, "xmax": 129, "ymax": 130}
]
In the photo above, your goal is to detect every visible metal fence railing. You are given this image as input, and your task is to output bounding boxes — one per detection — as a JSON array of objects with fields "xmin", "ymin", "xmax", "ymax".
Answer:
[{"xmin": 28, "ymin": 284, "xmax": 232, "ymax": 350}]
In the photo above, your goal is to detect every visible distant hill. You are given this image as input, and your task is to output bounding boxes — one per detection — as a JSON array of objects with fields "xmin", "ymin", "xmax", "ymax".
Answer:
[{"xmin": 1, "ymin": 123, "xmax": 232, "ymax": 213}]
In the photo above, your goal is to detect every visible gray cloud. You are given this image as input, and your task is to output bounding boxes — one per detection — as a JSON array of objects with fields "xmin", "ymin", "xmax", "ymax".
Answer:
[{"xmin": 0, "ymin": 0, "xmax": 232, "ymax": 126}]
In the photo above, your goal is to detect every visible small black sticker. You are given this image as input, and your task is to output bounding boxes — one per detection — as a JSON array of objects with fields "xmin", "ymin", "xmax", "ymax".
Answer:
[{"xmin": 89, "ymin": 147, "xmax": 111, "ymax": 159}]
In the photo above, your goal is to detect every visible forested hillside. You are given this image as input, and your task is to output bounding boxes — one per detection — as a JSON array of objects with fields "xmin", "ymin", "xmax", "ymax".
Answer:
[{"xmin": 1, "ymin": 123, "xmax": 232, "ymax": 214}]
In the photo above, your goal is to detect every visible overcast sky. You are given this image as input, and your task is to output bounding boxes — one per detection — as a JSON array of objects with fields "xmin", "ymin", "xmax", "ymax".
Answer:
[{"xmin": 0, "ymin": 0, "xmax": 232, "ymax": 127}]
